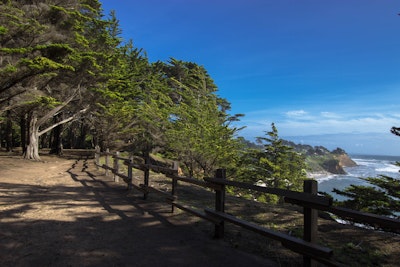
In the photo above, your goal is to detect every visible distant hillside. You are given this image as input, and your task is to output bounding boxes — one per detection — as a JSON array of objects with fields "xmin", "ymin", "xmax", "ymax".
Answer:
[
  {"xmin": 282, "ymin": 140, "xmax": 357, "ymax": 175},
  {"xmin": 240, "ymin": 138, "xmax": 357, "ymax": 175}
]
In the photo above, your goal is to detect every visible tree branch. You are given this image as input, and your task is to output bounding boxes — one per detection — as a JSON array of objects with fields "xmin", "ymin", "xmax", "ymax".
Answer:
[
  {"xmin": 36, "ymin": 84, "xmax": 81, "ymax": 127},
  {"xmin": 38, "ymin": 107, "xmax": 88, "ymax": 136},
  {"xmin": 391, "ymin": 127, "xmax": 400, "ymax": 137}
]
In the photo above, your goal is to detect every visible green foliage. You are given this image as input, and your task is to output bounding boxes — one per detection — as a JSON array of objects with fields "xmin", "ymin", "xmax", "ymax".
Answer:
[
  {"xmin": 0, "ymin": 63, "xmax": 17, "ymax": 74},
  {"xmin": 282, "ymin": 140, "xmax": 351, "ymax": 174},
  {"xmin": 1, "ymin": 0, "xmax": 111, "ymax": 105},
  {"xmin": 0, "ymin": 25, "xmax": 7, "ymax": 34},
  {"xmin": 25, "ymin": 96, "xmax": 61, "ymax": 108},
  {"xmin": 0, "ymin": 0, "xmax": 126, "ymax": 159},
  {"xmin": 93, "ymin": 40, "xmax": 172, "ymax": 152},
  {"xmin": 333, "ymin": 174, "xmax": 400, "ymax": 218},
  {"xmin": 21, "ymin": 56, "xmax": 75, "ymax": 71},
  {"xmin": 256, "ymin": 193, "xmax": 279, "ymax": 204},
  {"xmin": 161, "ymin": 59, "xmax": 241, "ymax": 177},
  {"xmin": 332, "ymin": 125, "xmax": 400, "ymax": 223},
  {"xmin": 1, "ymin": 0, "xmax": 243, "ymax": 165},
  {"xmin": 236, "ymin": 123, "xmax": 307, "ymax": 193}
]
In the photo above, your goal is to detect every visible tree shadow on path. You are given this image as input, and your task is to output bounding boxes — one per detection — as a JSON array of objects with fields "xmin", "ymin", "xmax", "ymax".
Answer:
[{"xmin": 0, "ymin": 159, "xmax": 277, "ymax": 267}]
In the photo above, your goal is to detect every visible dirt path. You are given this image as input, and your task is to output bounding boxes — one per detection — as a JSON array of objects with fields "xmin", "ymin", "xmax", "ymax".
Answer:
[{"xmin": 0, "ymin": 155, "xmax": 277, "ymax": 266}]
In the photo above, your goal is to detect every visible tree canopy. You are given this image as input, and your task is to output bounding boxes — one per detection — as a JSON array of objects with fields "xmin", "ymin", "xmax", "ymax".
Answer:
[
  {"xmin": 233, "ymin": 123, "xmax": 307, "ymax": 203},
  {"xmin": 0, "ymin": 0, "xmax": 121, "ymax": 159},
  {"xmin": 0, "ymin": 0, "xmax": 244, "ymax": 173}
]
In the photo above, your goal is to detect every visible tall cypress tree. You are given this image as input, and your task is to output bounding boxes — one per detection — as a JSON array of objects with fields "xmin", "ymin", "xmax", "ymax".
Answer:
[
  {"xmin": 237, "ymin": 123, "xmax": 307, "ymax": 193},
  {"xmin": 0, "ymin": 0, "xmax": 122, "ymax": 159},
  {"xmin": 162, "ymin": 59, "xmax": 241, "ymax": 177}
]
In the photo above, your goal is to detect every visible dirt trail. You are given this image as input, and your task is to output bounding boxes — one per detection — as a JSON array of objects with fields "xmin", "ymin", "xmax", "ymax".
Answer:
[{"xmin": 0, "ymin": 155, "xmax": 277, "ymax": 266}]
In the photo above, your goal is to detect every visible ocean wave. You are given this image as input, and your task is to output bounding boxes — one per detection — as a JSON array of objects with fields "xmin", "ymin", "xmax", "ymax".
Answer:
[
  {"xmin": 315, "ymin": 175, "xmax": 338, "ymax": 182},
  {"xmin": 309, "ymin": 173, "xmax": 339, "ymax": 182},
  {"xmin": 352, "ymin": 158, "xmax": 379, "ymax": 166},
  {"xmin": 318, "ymin": 155, "xmax": 400, "ymax": 197},
  {"xmin": 376, "ymin": 164, "xmax": 400, "ymax": 173}
]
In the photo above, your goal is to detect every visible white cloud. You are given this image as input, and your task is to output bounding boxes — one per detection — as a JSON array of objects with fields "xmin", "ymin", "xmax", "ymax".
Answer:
[
  {"xmin": 233, "ymin": 110, "xmax": 400, "ymax": 154},
  {"xmin": 237, "ymin": 109, "xmax": 400, "ymax": 138},
  {"xmin": 320, "ymin": 112, "xmax": 340, "ymax": 119},
  {"xmin": 278, "ymin": 115, "xmax": 398, "ymax": 136},
  {"xmin": 284, "ymin": 132, "xmax": 400, "ymax": 155},
  {"xmin": 285, "ymin": 110, "xmax": 308, "ymax": 117}
]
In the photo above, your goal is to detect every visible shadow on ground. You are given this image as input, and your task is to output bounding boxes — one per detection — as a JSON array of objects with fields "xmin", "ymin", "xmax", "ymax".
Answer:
[{"xmin": 0, "ymin": 159, "xmax": 277, "ymax": 267}]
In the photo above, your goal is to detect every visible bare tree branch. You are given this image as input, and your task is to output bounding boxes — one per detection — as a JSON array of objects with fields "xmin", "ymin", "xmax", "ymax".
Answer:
[
  {"xmin": 36, "ymin": 84, "xmax": 81, "ymax": 127},
  {"xmin": 38, "ymin": 107, "xmax": 88, "ymax": 136}
]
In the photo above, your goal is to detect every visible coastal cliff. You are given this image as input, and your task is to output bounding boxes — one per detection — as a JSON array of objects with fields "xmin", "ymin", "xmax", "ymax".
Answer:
[
  {"xmin": 283, "ymin": 141, "xmax": 357, "ymax": 175},
  {"xmin": 320, "ymin": 153, "xmax": 356, "ymax": 174}
]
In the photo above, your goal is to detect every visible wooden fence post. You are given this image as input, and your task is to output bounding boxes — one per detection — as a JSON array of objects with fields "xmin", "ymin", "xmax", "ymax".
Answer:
[
  {"xmin": 113, "ymin": 151, "xmax": 120, "ymax": 182},
  {"xmin": 171, "ymin": 161, "xmax": 179, "ymax": 213},
  {"xmin": 105, "ymin": 148, "xmax": 110, "ymax": 176},
  {"xmin": 95, "ymin": 145, "xmax": 100, "ymax": 170},
  {"xmin": 214, "ymin": 169, "xmax": 226, "ymax": 239},
  {"xmin": 143, "ymin": 156, "xmax": 150, "ymax": 200},
  {"xmin": 303, "ymin": 179, "xmax": 318, "ymax": 267}
]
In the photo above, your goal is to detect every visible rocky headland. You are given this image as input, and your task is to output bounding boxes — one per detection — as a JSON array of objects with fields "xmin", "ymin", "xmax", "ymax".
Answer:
[{"xmin": 283, "ymin": 141, "xmax": 357, "ymax": 176}]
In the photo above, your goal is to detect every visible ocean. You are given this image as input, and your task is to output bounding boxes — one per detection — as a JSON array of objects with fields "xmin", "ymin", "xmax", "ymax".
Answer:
[{"xmin": 316, "ymin": 154, "xmax": 400, "ymax": 200}]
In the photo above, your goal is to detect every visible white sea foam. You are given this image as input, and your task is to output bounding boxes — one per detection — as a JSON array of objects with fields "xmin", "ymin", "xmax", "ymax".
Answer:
[
  {"xmin": 307, "ymin": 170, "xmax": 335, "ymax": 181},
  {"xmin": 334, "ymin": 218, "xmax": 375, "ymax": 230},
  {"xmin": 352, "ymin": 158, "xmax": 377, "ymax": 166},
  {"xmin": 376, "ymin": 163, "xmax": 400, "ymax": 173},
  {"xmin": 314, "ymin": 174, "xmax": 337, "ymax": 182},
  {"xmin": 318, "ymin": 155, "xmax": 400, "ymax": 199}
]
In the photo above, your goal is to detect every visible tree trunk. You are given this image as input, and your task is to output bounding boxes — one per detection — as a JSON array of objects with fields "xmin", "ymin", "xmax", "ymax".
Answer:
[
  {"xmin": 20, "ymin": 114, "xmax": 27, "ymax": 154},
  {"xmin": 50, "ymin": 126, "xmax": 63, "ymax": 155},
  {"xmin": 24, "ymin": 113, "xmax": 41, "ymax": 160},
  {"xmin": 21, "ymin": 94, "xmax": 87, "ymax": 160},
  {"xmin": 6, "ymin": 110, "xmax": 13, "ymax": 152},
  {"xmin": 50, "ymin": 113, "xmax": 63, "ymax": 155},
  {"xmin": 77, "ymin": 121, "xmax": 88, "ymax": 148},
  {"xmin": 40, "ymin": 132, "xmax": 49, "ymax": 150}
]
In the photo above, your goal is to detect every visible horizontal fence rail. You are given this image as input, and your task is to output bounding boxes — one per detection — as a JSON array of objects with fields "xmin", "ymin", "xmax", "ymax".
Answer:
[
  {"xmin": 94, "ymin": 148, "xmax": 400, "ymax": 267},
  {"xmin": 204, "ymin": 178, "xmax": 333, "ymax": 206}
]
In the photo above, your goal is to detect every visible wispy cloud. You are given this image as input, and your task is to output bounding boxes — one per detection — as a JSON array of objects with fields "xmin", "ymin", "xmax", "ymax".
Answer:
[
  {"xmin": 235, "ymin": 111, "xmax": 400, "ymax": 154},
  {"xmin": 285, "ymin": 110, "xmax": 308, "ymax": 117},
  {"xmin": 320, "ymin": 112, "xmax": 341, "ymax": 119},
  {"xmin": 237, "ymin": 108, "xmax": 400, "ymax": 139}
]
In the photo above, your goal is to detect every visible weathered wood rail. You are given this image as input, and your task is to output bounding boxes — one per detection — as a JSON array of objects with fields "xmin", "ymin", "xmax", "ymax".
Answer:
[{"xmin": 94, "ymin": 148, "xmax": 400, "ymax": 267}]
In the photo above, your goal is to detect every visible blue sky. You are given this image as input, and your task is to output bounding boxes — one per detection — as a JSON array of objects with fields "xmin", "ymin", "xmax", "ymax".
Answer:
[{"xmin": 100, "ymin": 0, "xmax": 400, "ymax": 155}]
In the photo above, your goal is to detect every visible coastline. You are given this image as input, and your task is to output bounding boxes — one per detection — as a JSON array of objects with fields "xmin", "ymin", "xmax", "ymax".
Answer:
[{"xmin": 306, "ymin": 171, "xmax": 331, "ymax": 180}]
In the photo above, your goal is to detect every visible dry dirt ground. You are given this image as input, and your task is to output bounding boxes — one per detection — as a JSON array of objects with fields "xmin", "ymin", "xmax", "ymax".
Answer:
[{"xmin": 0, "ymin": 154, "xmax": 277, "ymax": 267}]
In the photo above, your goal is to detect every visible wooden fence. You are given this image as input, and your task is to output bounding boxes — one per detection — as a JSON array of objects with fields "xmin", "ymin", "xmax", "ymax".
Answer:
[{"xmin": 94, "ymin": 148, "xmax": 400, "ymax": 267}]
